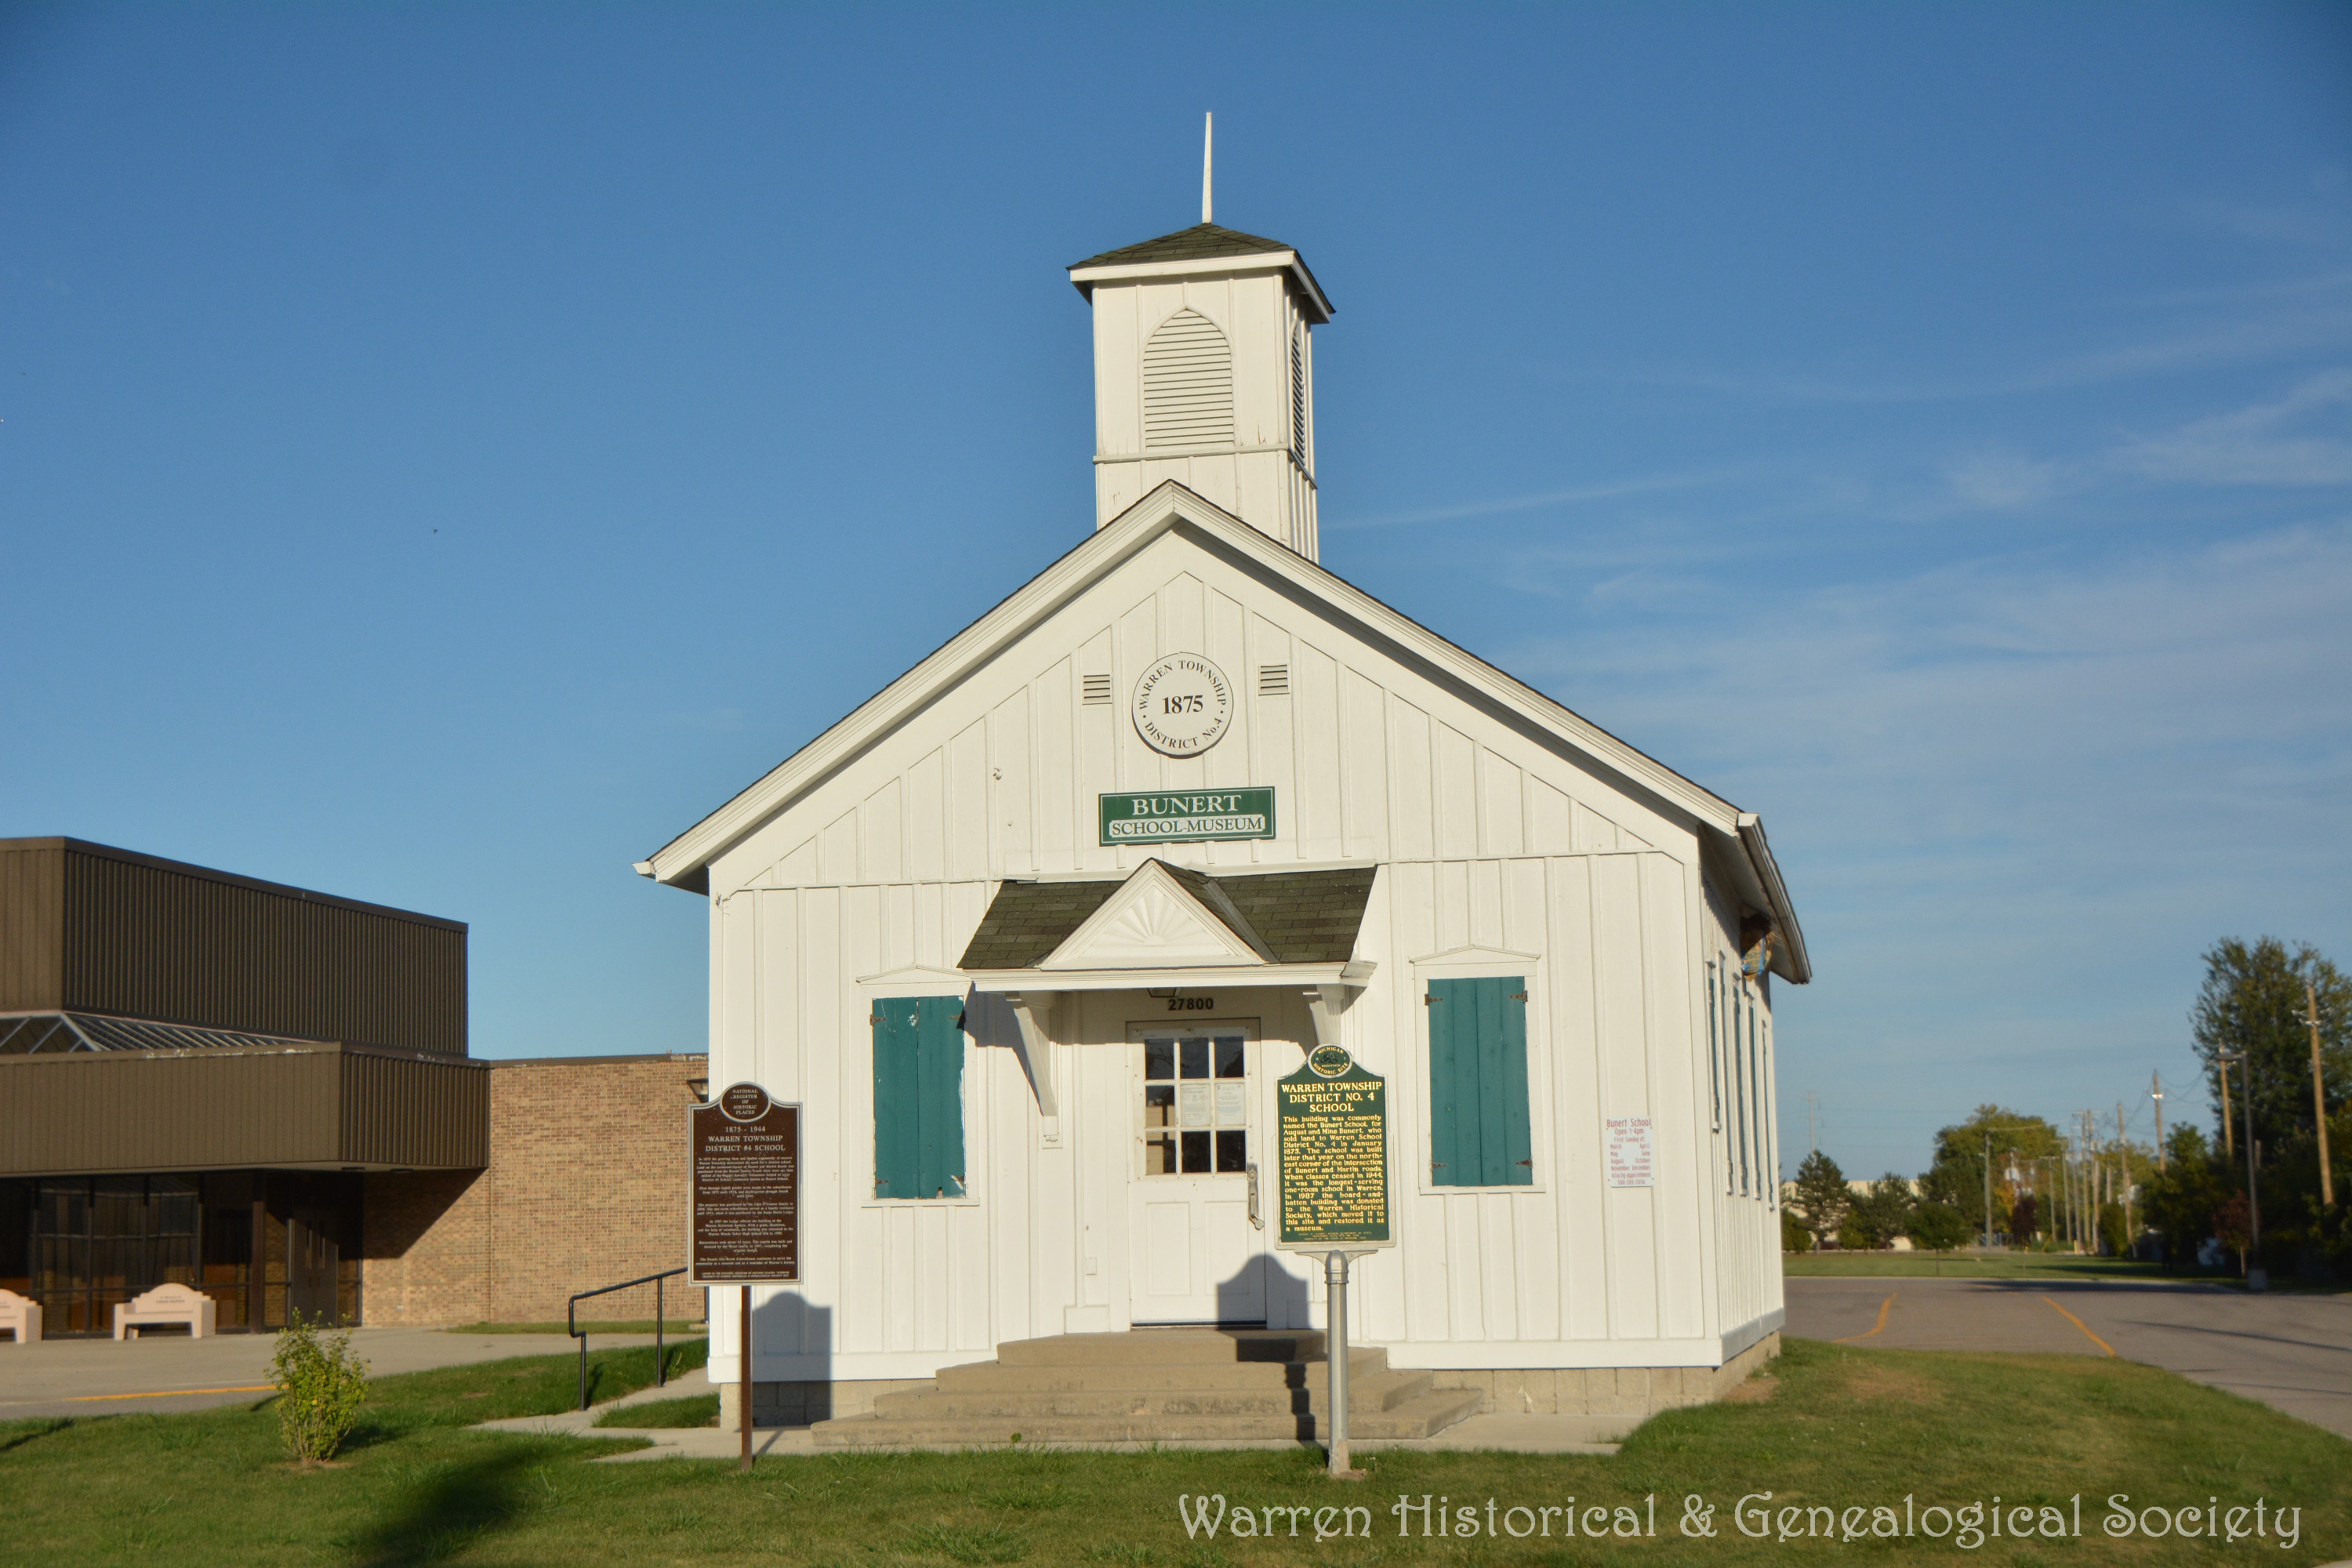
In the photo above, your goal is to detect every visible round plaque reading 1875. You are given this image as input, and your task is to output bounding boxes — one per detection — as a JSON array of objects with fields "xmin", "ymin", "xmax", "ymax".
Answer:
[{"xmin": 1131, "ymin": 654, "xmax": 1233, "ymax": 757}]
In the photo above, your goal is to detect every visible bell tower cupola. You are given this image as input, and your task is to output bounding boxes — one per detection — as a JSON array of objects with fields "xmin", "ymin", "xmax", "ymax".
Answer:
[{"xmin": 1068, "ymin": 119, "xmax": 1334, "ymax": 559}]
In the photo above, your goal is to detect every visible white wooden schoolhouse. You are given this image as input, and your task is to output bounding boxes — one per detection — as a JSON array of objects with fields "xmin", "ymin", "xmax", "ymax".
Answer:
[{"xmin": 640, "ymin": 212, "xmax": 1810, "ymax": 1436}]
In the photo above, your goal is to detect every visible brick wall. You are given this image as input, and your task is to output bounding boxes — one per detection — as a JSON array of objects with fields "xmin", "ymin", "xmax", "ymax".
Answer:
[{"xmin": 361, "ymin": 1054, "xmax": 706, "ymax": 1327}]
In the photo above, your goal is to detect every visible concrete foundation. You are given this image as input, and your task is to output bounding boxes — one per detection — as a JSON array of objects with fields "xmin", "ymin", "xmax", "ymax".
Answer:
[
  {"xmin": 719, "ymin": 1377, "xmax": 934, "ymax": 1429},
  {"xmin": 718, "ymin": 1333, "xmax": 1780, "ymax": 1432},
  {"xmin": 1428, "ymin": 1333, "xmax": 1781, "ymax": 1418}
]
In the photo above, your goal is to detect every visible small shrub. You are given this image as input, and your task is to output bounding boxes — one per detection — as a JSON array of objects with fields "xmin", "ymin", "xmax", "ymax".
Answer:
[
  {"xmin": 269, "ymin": 1310, "xmax": 370, "ymax": 1463},
  {"xmin": 1907, "ymin": 1200, "xmax": 1970, "ymax": 1251}
]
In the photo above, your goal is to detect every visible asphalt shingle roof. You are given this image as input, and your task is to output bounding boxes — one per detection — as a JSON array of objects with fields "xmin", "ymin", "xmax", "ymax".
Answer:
[
  {"xmin": 957, "ymin": 863, "xmax": 1377, "ymax": 971},
  {"xmin": 1069, "ymin": 223, "xmax": 1295, "ymax": 270}
]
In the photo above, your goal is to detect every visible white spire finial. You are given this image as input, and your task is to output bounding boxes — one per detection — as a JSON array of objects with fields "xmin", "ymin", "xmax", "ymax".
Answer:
[{"xmin": 1202, "ymin": 111, "xmax": 1213, "ymax": 225}]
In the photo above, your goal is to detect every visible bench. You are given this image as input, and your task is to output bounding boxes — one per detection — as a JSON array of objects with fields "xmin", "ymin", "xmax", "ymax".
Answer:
[
  {"xmin": 0, "ymin": 1288, "xmax": 38, "ymax": 1344},
  {"xmin": 113, "ymin": 1282, "xmax": 216, "ymax": 1340}
]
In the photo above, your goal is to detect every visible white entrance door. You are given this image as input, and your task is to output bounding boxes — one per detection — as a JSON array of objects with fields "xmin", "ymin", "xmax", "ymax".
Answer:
[{"xmin": 1128, "ymin": 1025, "xmax": 1265, "ymax": 1323}]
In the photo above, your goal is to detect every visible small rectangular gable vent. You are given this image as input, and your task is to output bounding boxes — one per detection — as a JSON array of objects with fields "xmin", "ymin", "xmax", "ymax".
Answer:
[
  {"xmin": 1082, "ymin": 673, "xmax": 1113, "ymax": 705},
  {"xmin": 1258, "ymin": 663, "xmax": 1289, "ymax": 697}
]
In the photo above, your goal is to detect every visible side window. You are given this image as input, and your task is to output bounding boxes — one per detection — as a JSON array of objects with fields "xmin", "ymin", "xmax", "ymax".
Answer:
[
  {"xmin": 873, "ymin": 996, "xmax": 966, "ymax": 1200},
  {"xmin": 1733, "ymin": 982, "xmax": 1751, "ymax": 1196},
  {"xmin": 1427, "ymin": 977, "xmax": 1534, "ymax": 1187}
]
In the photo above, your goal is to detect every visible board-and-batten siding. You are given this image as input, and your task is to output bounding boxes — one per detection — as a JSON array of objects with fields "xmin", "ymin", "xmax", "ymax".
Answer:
[{"xmin": 704, "ymin": 546, "xmax": 1778, "ymax": 1374}]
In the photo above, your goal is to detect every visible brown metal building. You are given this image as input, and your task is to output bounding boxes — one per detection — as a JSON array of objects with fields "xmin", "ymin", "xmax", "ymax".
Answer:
[{"xmin": 0, "ymin": 839, "xmax": 487, "ymax": 1334}]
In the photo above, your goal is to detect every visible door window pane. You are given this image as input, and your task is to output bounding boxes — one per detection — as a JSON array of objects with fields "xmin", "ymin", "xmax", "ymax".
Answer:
[{"xmin": 1143, "ymin": 1033, "xmax": 1250, "ymax": 1178}]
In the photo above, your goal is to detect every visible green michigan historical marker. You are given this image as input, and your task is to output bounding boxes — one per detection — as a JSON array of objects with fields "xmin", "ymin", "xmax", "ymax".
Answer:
[{"xmin": 1276, "ymin": 1046, "xmax": 1392, "ymax": 1247}]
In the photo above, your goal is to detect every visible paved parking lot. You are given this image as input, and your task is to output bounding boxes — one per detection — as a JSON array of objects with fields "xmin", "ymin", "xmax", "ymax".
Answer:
[
  {"xmin": 1786, "ymin": 1277, "xmax": 2352, "ymax": 1437},
  {"xmin": 0, "ymin": 1327, "xmax": 671, "ymax": 1421}
]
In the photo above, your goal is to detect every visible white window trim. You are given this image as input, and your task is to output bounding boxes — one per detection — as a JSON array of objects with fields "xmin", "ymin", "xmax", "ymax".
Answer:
[
  {"xmin": 1409, "ymin": 946, "xmax": 1551, "ymax": 1197},
  {"xmin": 1124, "ymin": 1018, "xmax": 1263, "ymax": 1183}
]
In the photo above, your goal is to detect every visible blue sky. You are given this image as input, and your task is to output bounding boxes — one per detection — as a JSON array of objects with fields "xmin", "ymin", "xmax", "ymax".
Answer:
[{"xmin": 4, "ymin": 5, "xmax": 2347, "ymax": 1178}]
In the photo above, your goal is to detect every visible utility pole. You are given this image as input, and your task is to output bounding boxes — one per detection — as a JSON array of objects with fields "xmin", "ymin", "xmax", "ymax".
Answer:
[
  {"xmin": 2118, "ymin": 1101, "xmax": 2133, "ymax": 1252},
  {"xmin": 1806, "ymin": 1091, "xmax": 1818, "ymax": 1155},
  {"xmin": 2304, "ymin": 978, "xmax": 2333, "ymax": 1208},
  {"xmin": 2222, "ymin": 1050, "xmax": 2263, "ymax": 1289},
  {"xmin": 2220, "ymin": 1058, "xmax": 2235, "ymax": 1159},
  {"xmin": 1983, "ymin": 1129, "xmax": 1994, "ymax": 1250},
  {"xmin": 2152, "ymin": 1072, "xmax": 2165, "ymax": 1171}
]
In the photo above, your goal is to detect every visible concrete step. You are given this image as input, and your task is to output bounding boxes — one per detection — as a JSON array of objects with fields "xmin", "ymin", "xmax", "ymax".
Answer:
[
  {"xmin": 932, "ymin": 1348, "xmax": 1388, "ymax": 1396},
  {"xmin": 811, "ymin": 1386, "xmax": 1483, "ymax": 1450},
  {"xmin": 873, "ymin": 1366, "xmax": 1434, "ymax": 1421},
  {"xmin": 992, "ymin": 1330, "xmax": 1321, "ymax": 1367}
]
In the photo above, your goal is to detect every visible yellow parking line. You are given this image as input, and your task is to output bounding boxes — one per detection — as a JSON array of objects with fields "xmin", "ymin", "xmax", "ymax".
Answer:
[
  {"xmin": 67, "ymin": 1385, "xmax": 278, "ymax": 1402},
  {"xmin": 2042, "ymin": 1295, "xmax": 2117, "ymax": 1356},
  {"xmin": 1835, "ymin": 1292, "xmax": 1897, "ymax": 1342}
]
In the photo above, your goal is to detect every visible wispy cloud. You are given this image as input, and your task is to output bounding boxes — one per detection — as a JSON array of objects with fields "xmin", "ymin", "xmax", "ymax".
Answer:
[
  {"xmin": 1327, "ymin": 470, "xmax": 1739, "ymax": 530},
  {"xmin": 2114, "ymin": 370, "xmax": 2352, "ymax": 487}
]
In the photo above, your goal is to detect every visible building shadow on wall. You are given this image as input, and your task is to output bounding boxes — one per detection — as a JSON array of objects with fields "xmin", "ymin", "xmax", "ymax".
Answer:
[
  {"xmin": 734, "ymin": 1292, "xmax": 833, "ymax": 1426},
  {"xmin": 1221, "ymin": 1255, "xmax": 1312, "ymax": 1330}
]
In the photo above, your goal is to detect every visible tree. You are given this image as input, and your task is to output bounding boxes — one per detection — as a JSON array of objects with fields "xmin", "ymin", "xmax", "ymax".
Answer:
[
  {"xmin": 1849, "ymin": 1174, "xmax": 1918, "ymax": 1250},
  {"xmin": 2213, "ymin": 1192, "xmax": 2252, "ymax": 1276},
  {"xmin": 2009, "ymin": 1192, "xmax": 2038, "ymax": 1246},
  {"xmin": 1921, "ymin": 1105, "xmax": 2063, "ymax": 1237},
  {"xmin": 2142, "ymin": 1124, "xmax": 2227, "ymax": 1268},
  {"xmin": 2190, "ymin": 938, "xmax": 2350, "ymax": 1170},
  {"xmin": 1791, "ymin": 1149, "xmax": 1849, "ymax": 1248},
  {"xmin": 1910, "ymin": 1201, "xmax": 1970, "ymax": 1251},
  {"xmin": 1780, "ymin": 1207, "xmax": 1814, "ymax": 1254}
]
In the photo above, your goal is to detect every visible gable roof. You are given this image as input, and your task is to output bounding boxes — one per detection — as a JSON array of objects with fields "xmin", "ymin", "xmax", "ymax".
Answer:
[
  {"xmin": 958, "ymin": 862, "xmax": 1376, "ymax": 971},
  {"xmin": 638, "ymin": 482, "xmax": 1809, "ymax": 983}
]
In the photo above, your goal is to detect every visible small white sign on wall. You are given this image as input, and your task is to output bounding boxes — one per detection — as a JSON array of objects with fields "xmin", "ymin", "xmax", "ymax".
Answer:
[{"xmin": 1606, "ymin": 1118, "xmax": 1656, "ymax": 1189}]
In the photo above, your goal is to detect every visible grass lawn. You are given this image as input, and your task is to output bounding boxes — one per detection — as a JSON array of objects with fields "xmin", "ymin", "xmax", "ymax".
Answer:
[
  {"xmin": 1784, "ymin": 1252, "xmax": 2194, "ymax": 1282},
  {"xmin": 596, "ymin": 1395, "xmax": 720, "ymax": 1430},
  {"xmin": 5, "ymin": 1337, "xmax": 2346, "ymax": 1564}
]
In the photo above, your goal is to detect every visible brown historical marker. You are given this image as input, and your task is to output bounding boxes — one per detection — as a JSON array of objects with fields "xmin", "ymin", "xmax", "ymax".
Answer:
[{"xmin": 689, "ymin": 1082, "xmax": 800, "ymax": 1470}]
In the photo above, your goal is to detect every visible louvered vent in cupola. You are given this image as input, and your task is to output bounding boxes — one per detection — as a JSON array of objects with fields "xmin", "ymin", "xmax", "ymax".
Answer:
[
  {"xmin": 1258, "ymin": 663, "xmax": 1290, "ymax": 697},
  {"xmin": 1081, "ymin": 673, "xmax": 1112, "ymax": 706},
  {"xmin": 1290, "ymin": 326, "xmax": 1307, "ymax": 458},
  {"xmin": 1142, "ymin": 308, "xmax": 1234, "ymax": 450}
]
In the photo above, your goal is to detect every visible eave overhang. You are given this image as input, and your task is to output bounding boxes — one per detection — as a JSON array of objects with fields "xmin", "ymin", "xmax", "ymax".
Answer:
[{"xmin": 1068, "ymin": 250, "xmax": 1334, "ymax": 325}]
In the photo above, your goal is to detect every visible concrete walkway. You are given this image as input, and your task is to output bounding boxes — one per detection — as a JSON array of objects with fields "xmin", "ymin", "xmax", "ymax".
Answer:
[
  {"xmin": 0, "ymin": 1327, "xmax": 671, "ymax": 1421},
  {"xmin": 1786, "ymin": 1276, "xmax": 2352, "ymax": 1438}
]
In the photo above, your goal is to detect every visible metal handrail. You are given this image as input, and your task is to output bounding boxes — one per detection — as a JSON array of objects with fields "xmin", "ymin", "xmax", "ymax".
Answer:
[{"xmin": 567, "ymin": 1267, "xmax": 691, "ymax": 1412}]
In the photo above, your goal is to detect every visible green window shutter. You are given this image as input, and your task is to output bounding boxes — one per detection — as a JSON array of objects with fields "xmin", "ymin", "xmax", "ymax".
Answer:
[
  {"xmin": 1427, "ymin": 977, "xmax": 1533, "ymax": 1187},
  {"xmin": 873, "ymin": 996, "xmax": 966, "ymax": 1200}
]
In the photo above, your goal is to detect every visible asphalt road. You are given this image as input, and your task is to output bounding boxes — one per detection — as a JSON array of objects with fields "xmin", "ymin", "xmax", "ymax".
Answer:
[
  {"xmin": 0, "ymin": 1327, "xmax": 675, "ymax": 1421},
  {"xmin": 1785, "ymin": 1276, "xmax": 2352, "ymax": 1438}
]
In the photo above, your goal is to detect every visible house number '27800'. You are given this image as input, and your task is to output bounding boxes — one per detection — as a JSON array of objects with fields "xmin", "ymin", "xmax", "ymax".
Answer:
[{"xmin": 1167, "ymin": 996, "xmax": 1215, "ymax": 1011}]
